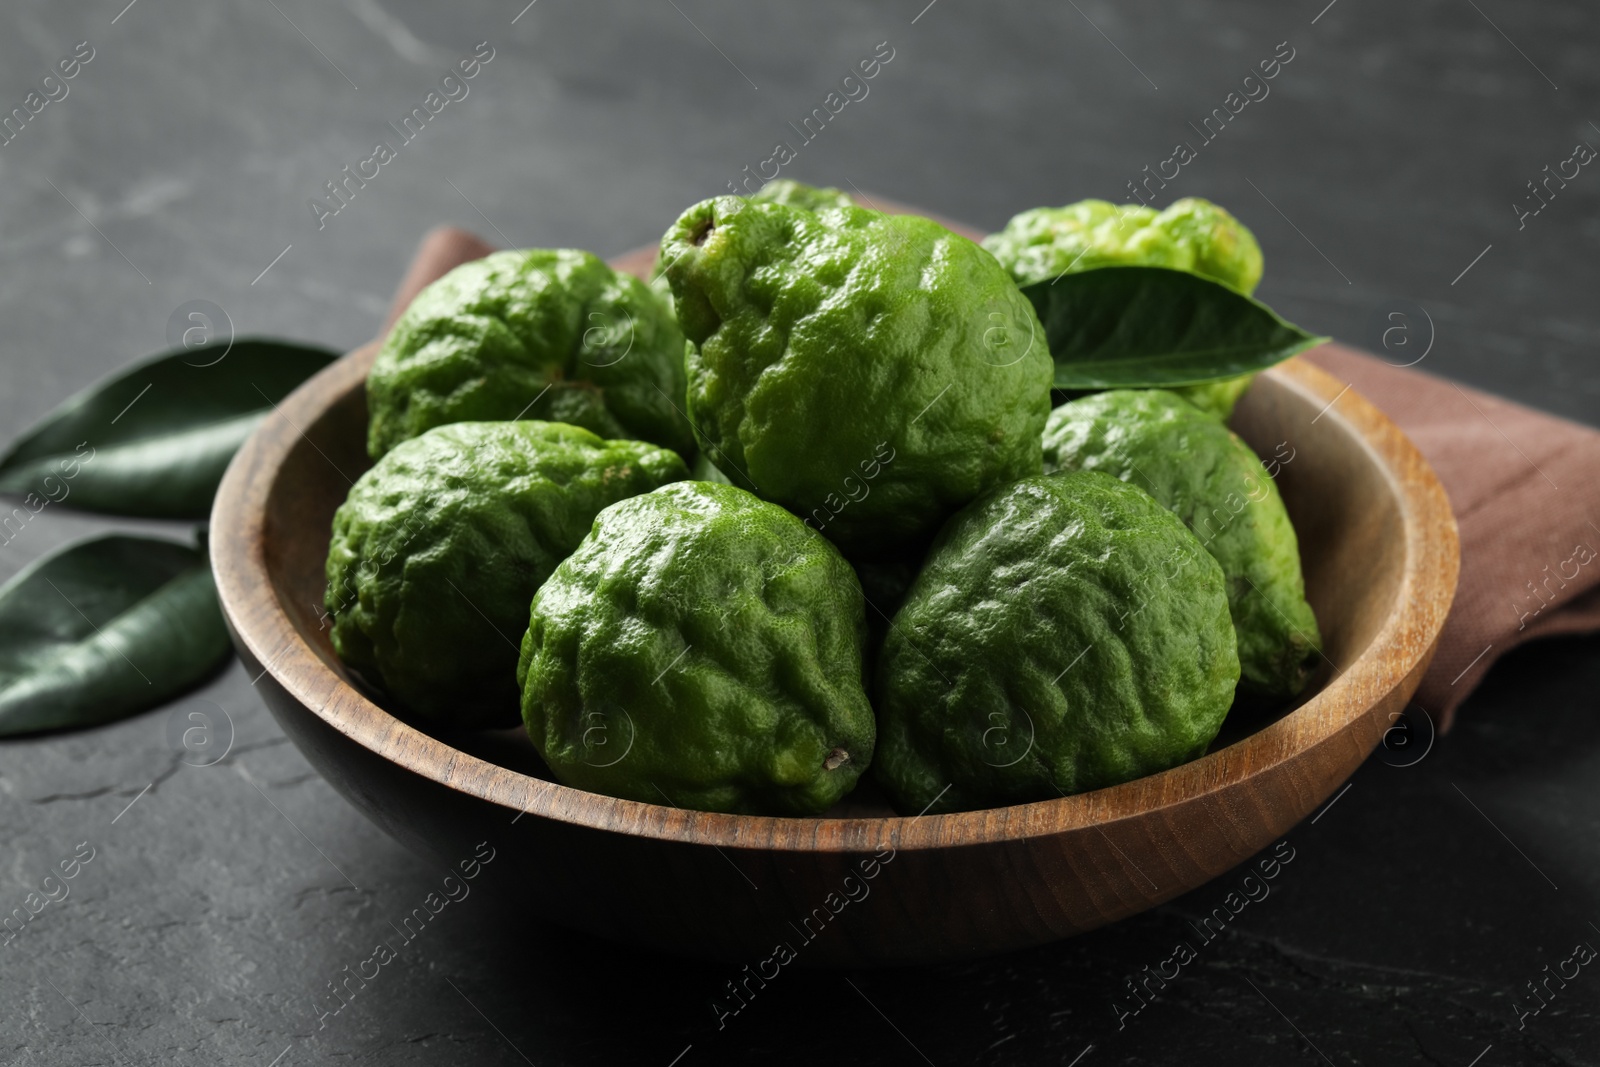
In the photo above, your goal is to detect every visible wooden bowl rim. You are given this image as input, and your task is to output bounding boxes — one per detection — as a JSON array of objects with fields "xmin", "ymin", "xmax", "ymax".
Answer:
[{"xmin": 212, "ymin": 339, "xmax": 1459, "ymax": 854}]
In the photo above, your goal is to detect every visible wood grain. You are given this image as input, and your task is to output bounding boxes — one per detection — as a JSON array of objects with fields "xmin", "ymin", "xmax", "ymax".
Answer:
[{"xmin": 209, "ymin": 224, "xmax": 1459, "ymax": 965}]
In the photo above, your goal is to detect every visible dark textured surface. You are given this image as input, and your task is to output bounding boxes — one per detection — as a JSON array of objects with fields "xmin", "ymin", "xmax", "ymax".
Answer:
[{"xmin": 0, "ymin": 1, "xmax": 1596, "ymax": 1064}]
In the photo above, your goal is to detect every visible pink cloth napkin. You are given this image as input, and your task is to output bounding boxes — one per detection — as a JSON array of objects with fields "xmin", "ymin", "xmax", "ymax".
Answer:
[
  {"xmin": 382, "ymin": 226, "xmax": 1600, "ymax": 732},
  {"xmin": 1301, "ymin": 346, "xmax": 1600, "ymax": 729}
]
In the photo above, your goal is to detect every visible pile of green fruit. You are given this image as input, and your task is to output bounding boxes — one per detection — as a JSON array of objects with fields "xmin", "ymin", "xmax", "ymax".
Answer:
[{"xmin": 324, "ymin": 180, "xmax": 1326, "ymax": 817}]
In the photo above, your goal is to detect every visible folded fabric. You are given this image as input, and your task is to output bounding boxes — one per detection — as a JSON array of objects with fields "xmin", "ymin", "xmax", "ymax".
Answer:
[
  {"xmin": 1302, "ymin": 346, "xmax": 1600, "ymax": 729},
  {"xmin": 381, "ymin": 225, "xmax": 1600, "ymax": 732}
]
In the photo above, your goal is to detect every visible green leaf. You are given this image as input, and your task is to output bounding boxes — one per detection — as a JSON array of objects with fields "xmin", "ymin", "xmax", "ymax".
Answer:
[
  {"xmin": 0, "ymin": 534, "xmax": 232, "ymax": 737},
  {"xmin": 1018, "ymin": 267, "xmax": 1328, "ymax": 390},
  {"xmin": 0, "ymin": 339, "xmax": 337, "ymax": 518}
]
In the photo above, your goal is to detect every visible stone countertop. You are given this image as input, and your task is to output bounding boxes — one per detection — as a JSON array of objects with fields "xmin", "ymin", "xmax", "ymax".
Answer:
[{"xmin": 0, "ymin": 1, "xmax": 1596, "ymax": 1064}]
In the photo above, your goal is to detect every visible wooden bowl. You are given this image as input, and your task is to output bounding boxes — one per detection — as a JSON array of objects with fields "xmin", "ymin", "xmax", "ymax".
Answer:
[{"xmin": 211, "ymin": 255, "xmax": 1458, "ymax": 967}]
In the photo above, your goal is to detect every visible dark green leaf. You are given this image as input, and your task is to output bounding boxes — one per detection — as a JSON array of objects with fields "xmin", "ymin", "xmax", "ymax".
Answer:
[
  {"xmin": 1018, "ymin": 267, "xmax": 1329, "ymax": 390},
  {"xmin": 0, "ymin": 534, "xmax": 232, "ymax": 737},
  {"xmin": 0, "ymin": 339, "xmax": 337, "ymax": 518}
]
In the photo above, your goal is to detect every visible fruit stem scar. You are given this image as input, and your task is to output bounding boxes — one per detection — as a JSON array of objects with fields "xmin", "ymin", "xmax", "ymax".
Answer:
[
  {"xmin": 690, "ymin": 216, "xmax": 715, "ymax": 246},
  {"xmin": 824, "ymin": 747, "xmax": 851, "ymax": 770}
]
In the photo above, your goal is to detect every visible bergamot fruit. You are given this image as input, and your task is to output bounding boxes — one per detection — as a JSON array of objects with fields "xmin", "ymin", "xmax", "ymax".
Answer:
[
  {"xmin": 983, "ymin": 197, "xmax": 1264, "ymax": 417},
  {"xmin": 749, "ymin": 179, "xmax": 855, "ymax": 211},
  {"xmin": 367, "ymin": 249, "xmax": 695, "ymax": 460},
  {"xmin": 874, "ymin": 470, "xmax": 1239, "ymax": 815},
  {"xmin": 1042, "ymin": 389, "xmax": 1321, "ymax": 698},
  {"xmin": 649, "ymin": 181, "xmax": 852, "ymax": 292},
  {"xmin": 1155, "ymin": 197, "xmax": 1264, "ymax": 296},
  {"xmin": 660, "ymin": 196, "xmax": 1053, "ymax": 557},
  {"xmin": 983, "ymin": 200, "xmax": 1183, "ymax": 281},
  {"xmin": 326, "ymin": 421, "xmax": 687, "ymax": 728},
  {"xmin": 517, "ymin": 480, "xmax": 875, "ymax": 815}
]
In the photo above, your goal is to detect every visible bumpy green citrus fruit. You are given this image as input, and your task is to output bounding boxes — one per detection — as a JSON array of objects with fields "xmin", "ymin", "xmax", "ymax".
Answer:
[
  {"xmin": 749, "ymin": 179, "xmax": 855, "ymax": 211},
  {"xmin": 1155, "ymin": 197, "xmax": 1264, "ymax": 296},
  {"xmin": 1165, "ymin": 376, "xmax": 1253, "ymax": 420},
  {"xmin": 983, "ymin": 197, "xmax": 1262, "ymax": 293},
  {"xmin": 649, "ymin": 181, "xmax": 853, "ymax": 292},
  {"xmin": 660, "ymin": 196, "xmax": 1053, "ymax": 557},
  {"xmin": 367, "ymin": 249, "xmax": 695, "ymax": 460},
  {"xmin": 326, "ymin": 421, "xmax": 687, "ymax": 728},
  {"xmin": 1042, "ymin": 389, "xmax": 1321, "ymax": 698},
  {"xmin": 983, "ymin": 197, "xmax": 1264, "ymax": 417},
  {"xmin": 874, "ymin": 471, "xmax": 1238, "ymax": 815},
  {"xmin": 983, "ymin": 200, "xmax": 1180, "ymax": 281},
  {"xmin": 517, "ymin": 480, "xmax": 875, "ymax": 815}
]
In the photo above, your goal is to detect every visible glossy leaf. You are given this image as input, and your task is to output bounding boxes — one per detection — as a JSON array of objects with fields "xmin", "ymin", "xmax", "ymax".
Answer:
[
  {"xmin": 1018, "ymin": 267, "xmax": 1328, "ymax": 390},
  {"xmin": 0, "ymin": 534, "xmax": 232, "ymax": 737},
  {"xmin": 0, "ymin": 339, "xmax": 337, "ymax": 518}
]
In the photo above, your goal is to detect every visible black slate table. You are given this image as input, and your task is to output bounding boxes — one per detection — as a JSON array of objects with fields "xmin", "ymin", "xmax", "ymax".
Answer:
[{"xmin": 1, "ymin": 2, "xmax": 1596, "ymax": 1064}]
